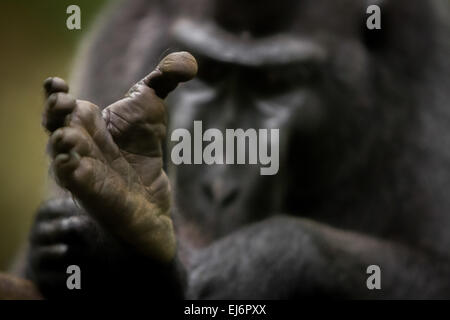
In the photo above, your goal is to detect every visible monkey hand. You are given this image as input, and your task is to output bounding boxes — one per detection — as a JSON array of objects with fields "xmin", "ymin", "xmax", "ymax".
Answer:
[
  {"xmin": 27, "ymin": 198, "xmax": 106, "ymax": 296},
  {"xmin": 39, "ymin": 52, "xmax": 197, "ymax": 264},
  {"xmin": 28, "ymin": 197, "xmax": 181, "ymax": 298}
]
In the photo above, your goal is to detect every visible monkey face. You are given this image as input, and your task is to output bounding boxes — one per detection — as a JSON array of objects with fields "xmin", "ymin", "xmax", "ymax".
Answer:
[
  {"xmin": 125, "ymin": 0, "xmax": 432, "ymax": 244},
  {"xmin": 158, "ymin": 1, "xmax": 374, "ymax": 242}
]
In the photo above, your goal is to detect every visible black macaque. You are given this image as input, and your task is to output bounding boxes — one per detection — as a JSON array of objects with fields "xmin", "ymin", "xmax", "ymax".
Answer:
[{"xmin": 21, "ymin": 0, "xmax": 450, "ymax": 299}]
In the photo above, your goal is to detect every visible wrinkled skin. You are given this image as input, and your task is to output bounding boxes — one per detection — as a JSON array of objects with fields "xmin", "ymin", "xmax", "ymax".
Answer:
[
  {"xmin": 27, "ymin": 52, "xmax": 196, "ymax": 298},
  {"xmin": 19, "ymin": 0, "xmax": 450, "ymax": 299}
]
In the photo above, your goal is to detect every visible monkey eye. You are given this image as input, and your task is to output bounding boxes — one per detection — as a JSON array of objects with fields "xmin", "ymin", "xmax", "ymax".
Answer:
[
  {"xmin": 249, "ymin": 63, "xmax": 319, "ymax": 95},
  {"xmin": 196, "ymin": 56, "xmax": 229, "ymax": 84}
]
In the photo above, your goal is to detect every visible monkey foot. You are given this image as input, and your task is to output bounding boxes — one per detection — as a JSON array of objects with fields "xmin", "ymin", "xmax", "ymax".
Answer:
[
  {"xmin": 41, "ymin": 77, "xmax": 175, "ymax": 262},
  {"xmin": 40, "ymin": 52, "xmax": 197, "ymax": 262}
]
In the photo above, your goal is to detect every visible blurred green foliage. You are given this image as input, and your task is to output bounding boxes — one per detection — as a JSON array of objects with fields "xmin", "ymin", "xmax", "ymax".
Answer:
[{"xmin": 0, "ymin": 0, "xmax": 109, "ymax": 269}]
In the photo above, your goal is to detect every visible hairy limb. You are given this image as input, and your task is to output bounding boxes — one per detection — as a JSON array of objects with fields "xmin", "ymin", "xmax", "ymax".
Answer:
[
  {"xmin": 187, "ymin": 215, "xmax": 450, "ymax": 299},
  {"xmin": 27, "ymin": 52, "xmax": 197, "ymax": 298}
]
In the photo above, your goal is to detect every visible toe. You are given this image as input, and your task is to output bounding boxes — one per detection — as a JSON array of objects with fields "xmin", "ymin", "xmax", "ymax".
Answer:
[
  {"xmin": 52, "ymin": 152, "xmax": 81, "ymax": 188},
  {"xmin": 49, "ymin": 127, "xmax": 105, "ymax": 161},
  {"xmin": 69, "ymin": 100, "xmax": 122, "ymax": 163},
  {"xmin": 43, "ymin": 77, "xmax": 69, "ymax": 98},
  {"xmin": 43, "ymin": 92, "xmax": 76, "ymax": 132},
  {"xmin": 53, "ymin": 153, "xmax": 116, "ymax": 202}
]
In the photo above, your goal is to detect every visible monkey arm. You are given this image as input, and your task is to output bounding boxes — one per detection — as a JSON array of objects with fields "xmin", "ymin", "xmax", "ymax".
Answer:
[{"xmin": 186, "ymin": 215, "xmax": 450, "ymax": 299}]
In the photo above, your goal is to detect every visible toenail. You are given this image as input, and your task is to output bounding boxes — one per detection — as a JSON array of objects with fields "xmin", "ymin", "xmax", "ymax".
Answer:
[
  {"xmin": 70, "ymin": 150, "xmax": 81, "ymax": 161},
  {"xmin": 52, "ymin": 129, "xmax": 64, "ymax": 141},
  {"xmin": 57, "ymin": 153, "xmax": 70, "ymax": 163}
]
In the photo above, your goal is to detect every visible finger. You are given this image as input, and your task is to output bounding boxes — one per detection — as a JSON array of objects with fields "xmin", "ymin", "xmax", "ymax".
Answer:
[
  {"xmin": 30, "ymin": 216, "xmax": 91, "ymax": 245},
  {"xmin": 29, "ymin": 244, "xmax": 69, "ymax": 270},
  {"xmin": 29, "ymin": 244, "xmax": 86, "ymax": 273},
  {"xmin": 143, "ymin": 51, "xmax": 198, "ymax": 99},
  {"xmin": 35, "ymin": 198, "xmax": 81, "ymax": 222}
]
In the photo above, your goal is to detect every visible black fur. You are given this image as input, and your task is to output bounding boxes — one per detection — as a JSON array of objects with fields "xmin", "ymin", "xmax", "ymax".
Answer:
[{"xmin": 27, "ymin": 0, "xmax": 450, "ymax": 298}]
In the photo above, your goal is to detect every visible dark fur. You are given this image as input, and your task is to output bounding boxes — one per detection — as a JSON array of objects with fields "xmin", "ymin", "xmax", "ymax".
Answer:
[{"xmin": 26, "ymin": 0, "xmax": 450, "ymax": 298}]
